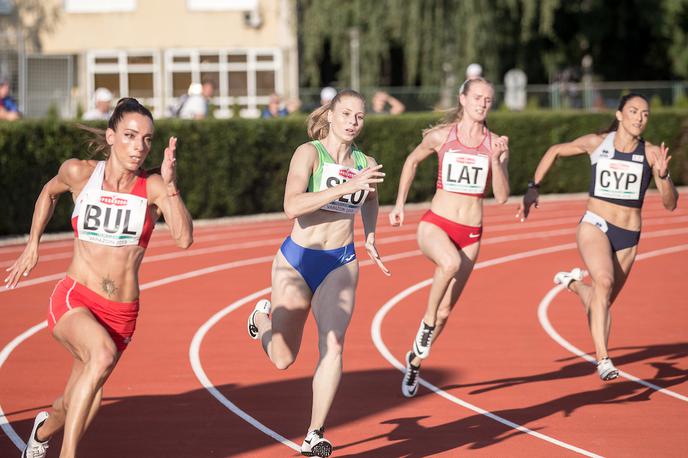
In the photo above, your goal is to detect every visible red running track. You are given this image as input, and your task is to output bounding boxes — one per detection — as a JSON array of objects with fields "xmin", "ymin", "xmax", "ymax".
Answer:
[{"xmin": 0, "ymin": 192, "xmax": 686, "ymax": 457}]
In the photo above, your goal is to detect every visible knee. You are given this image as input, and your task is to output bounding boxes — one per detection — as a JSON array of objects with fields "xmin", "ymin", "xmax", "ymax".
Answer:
[
  {"xmin": 437, "ymin": 257, "xmax": 460, "ymax": 277},
  {"xmin": 593, "ymin": 276, "xmax": 614, "ymax": 295},
  {"xmin": 86, "ymin": 345, "xmax": 117, "ymax": 379},
  {"xmin": 272, "ymin": 352, "xmax": 296, "ymax": 371}
]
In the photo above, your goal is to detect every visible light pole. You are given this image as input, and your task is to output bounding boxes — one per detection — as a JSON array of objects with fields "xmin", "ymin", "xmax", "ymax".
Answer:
[{"xmin": 349, "ymin": 27, "xmax": 360, "ymax": 91}]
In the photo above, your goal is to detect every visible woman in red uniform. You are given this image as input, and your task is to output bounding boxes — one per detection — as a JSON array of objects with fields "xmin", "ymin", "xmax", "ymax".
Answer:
[
  {"xmin": 5, "ymin": 98, "xmax": 193, "ymax": 458},
  {"xmin": 389, "ymin": 78, "xmax": 510, "ymax": 397},
  {"xmin": 516, "ymin": 93, "xmax": 678, "ymax": 381}
]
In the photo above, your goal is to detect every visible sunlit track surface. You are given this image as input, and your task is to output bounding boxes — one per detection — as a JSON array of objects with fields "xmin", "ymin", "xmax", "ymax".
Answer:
[{"xmin": 1, "ymin": 192, "xmax": 686, "ymax": 457}]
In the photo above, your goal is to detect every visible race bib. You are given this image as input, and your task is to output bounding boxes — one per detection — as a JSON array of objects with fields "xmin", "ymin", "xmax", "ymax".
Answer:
[
  {"xmin": 318, "ymin": 163, "xmax": 368, "ymax": 214},
  {"xmin": 594, "ymin": 158, "xmax": 643, "ymax": 200},
  {"xmin": 441, "ymin": 151, "xmax": 489, "ymax": 194},
  {"xmin": 77, "ymin": 190, "xmax": 148, "ymax": 246}
]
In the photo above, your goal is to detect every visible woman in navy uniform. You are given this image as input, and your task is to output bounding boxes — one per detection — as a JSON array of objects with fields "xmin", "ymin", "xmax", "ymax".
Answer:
[{"xmin": 517, "ymin": 93, "xmax": 678, "ymax": 381}]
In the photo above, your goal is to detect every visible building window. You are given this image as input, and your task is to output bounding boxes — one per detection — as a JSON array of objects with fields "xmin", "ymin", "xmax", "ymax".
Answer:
[
  {"xmin": 86, "ymin": 50, "xmax": 161, "ymax": 115},
  {"xmin": 165, "ymin": 48, "xmax": 282, "ymax": 118},
  {"xmin": 65, "ymin": 0, "xmax": 137, "ymax": 13},
  {"xmin": 186, "ymin": 0, "xmax": 257, "ymax": 11}
]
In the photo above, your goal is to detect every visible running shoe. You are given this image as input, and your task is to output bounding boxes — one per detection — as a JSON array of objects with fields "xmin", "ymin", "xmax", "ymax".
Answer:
[
  {"xmin": 301, "ymin": 427, "xmax": 332, "ymax": 457},
  {"xmin": 247, "ymin": 299, "xmax": 271, "ymax": 340},
  {"xmin": 597, "ymin": 357, "xmax": 620, "ymax": 381},
  {"xmin": 553, "ymin": 267, "xmax": 584, "ymax": 289},
  {"xmin": 401, "ymin": 351, "xmax": 421, "ymax": 398},
  {"xmin": 21, "ymin": 411, "xmax": 49, "ymax": 458},
  {"xmin": 412, "ymin": 320, "xmax": 435, "ymax": 359}
]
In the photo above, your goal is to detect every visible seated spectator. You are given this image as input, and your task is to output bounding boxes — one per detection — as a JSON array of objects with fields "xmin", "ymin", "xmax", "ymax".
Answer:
[
  {"xmin": 82, "ymin": 87, "xmax": 113, "ymax": 121},
  {"xmin": 262, "ymin": 93, "xmax": 302, "ymax": 118},
  {"xmin": 371, "ymin": 90, "xmax": 405, "ymax": 115},
  {"xmin": 179, "ymin": 79, "xmax": 215, "ymax": 119},
  {"xmin": 285, "ymin": 97, "xmax": 303, "ymax": 114},
  {"xmin": 0, "ymin": 75, "xmax": 21, "ymax": 121},
  {"xmin": 261, "ymin": 93, "xmax": 289, "ymax": 118}
]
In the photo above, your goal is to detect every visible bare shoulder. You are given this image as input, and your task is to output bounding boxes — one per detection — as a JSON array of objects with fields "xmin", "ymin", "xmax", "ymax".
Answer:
[
  {"xmin": 365, "ymin": 155, "xmax": 378, "ymax": 166},
  {"xmin": 58, "ymin": 158, "xmax": 97, "ymax": 186},
  {"xmin": 291, "ymin": 142, "xmax": 319, "ymax": 167},
  {"xmin": 422, "ymin": 124, "xmax": 451, "ymax": 149},
  {"xmin": 575, "ymin": 132, "xmax": 605, "ymax": 150}
]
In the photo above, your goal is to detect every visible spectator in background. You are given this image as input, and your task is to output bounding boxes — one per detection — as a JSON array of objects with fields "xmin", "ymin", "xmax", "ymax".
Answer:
[
  {"xmin": 466, "ymin": 63, "xmax": 483, "ymax": 80},
  {"xmin": 320, "ymin": 86, "xmax": 337, "ymax": 106},
  {"xmin": 82, "ymin": 87, "xmax": 113, "ymax": 121},
  {"xmin": 0, "ymin": 75, "xmax": 21, "ymax": 121},
  {"xmin": 179, "ymin": 78, "xmax": 215, "ymax": 119},
  {"xmin": 371, "ymin": 90, "xmax": 405, "ymax": 115},
  {"xmin": 262, "ymin": 93, "xmax": 302, "ymax": 118}
]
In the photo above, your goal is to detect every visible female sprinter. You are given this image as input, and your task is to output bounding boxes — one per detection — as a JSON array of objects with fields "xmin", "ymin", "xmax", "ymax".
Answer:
[
  {"xmin": 5, "ymin": 98, "xmax": 193, "ymax": 457},
  {"xmin": 246, "ymin": 89, "xmax": 389, "ymax": 457},
  {"xmin": 248, "ymin": 90, "xmax": 389, "ymax": 456},
  {"xmin": 516, "ymin": 93, "xmax": 678, "ymax": 381},
  {"xmin": 389, "ymin": 77, "xmax": 510, "ymax": 398}
]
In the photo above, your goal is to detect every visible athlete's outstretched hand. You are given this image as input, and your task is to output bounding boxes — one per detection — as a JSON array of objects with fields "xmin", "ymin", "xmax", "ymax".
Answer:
[
  {"xmin": 4, "ymin": 245, "xmax": 38, "ymax": 289},
  {"xmin": 389, "ymin": 205, "xmax": 404, "ymax": 227},
  {"xmin": 344, "ymin": 164, "xmax": 385, "ymax": 194},
  {"xmin": 365, "ymin": 233, "xmax": 391, "ymax": 276},
  {"xmin": 516, "ymin": 186, "xmax": 539, "ymax": 222},
  {"xmin": 651, "ymin": 142, "xmax": 672, "ymax": 178},
  {"xmin": 161, "ymin": 137, "xmax": 178, "ymax": 188}
]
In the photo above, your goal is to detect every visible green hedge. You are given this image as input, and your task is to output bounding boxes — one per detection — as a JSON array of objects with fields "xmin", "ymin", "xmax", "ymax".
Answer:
[{"xmin": 1, "ymin": 110, "xmax": 686, "ymax": 236}]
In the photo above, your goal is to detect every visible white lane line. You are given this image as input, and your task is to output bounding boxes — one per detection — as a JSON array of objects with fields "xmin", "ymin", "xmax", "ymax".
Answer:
[
  {"xmin": 0, "ymin": 255, "xmax": 277, "ymax": 451},
  {"xmin": 7, "ymin": 218, "xmax": 686, "ymax": 295},
  {"xmin": 3, "ymin": 224, "xmax": 685, "ymax": 451},
  {"xmin": 0, "ymin": 322, "xmax": 48, "ymax": 450},
  {"xmin": 371, "ymin": 246, "xmax": 603, "ymax": 457},
  {"xmin": 538, "ymin": 244, "xmax": 688, "ymax": 403},
  {"xmin": 188, "ymin": 287, "xmax": 300, "ymax": 452}
]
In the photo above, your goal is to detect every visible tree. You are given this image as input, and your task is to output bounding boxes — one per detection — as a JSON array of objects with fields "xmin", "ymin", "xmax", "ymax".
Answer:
[{"xmin": 297, "ymin": 0, "xmax": 557, "ymax": 88}]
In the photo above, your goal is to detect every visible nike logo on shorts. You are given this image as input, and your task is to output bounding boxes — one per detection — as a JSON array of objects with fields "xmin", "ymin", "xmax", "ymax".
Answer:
[
  {"xmin": 468, "ymin": 233, "xmax": 480, "ymax": 238},
  {"xmin": 344, "ymin": 254, "xmax": 355, "ymax": 262}
]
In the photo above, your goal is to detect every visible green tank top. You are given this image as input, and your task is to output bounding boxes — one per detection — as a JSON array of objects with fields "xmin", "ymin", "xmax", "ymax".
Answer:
[{"xmin": 307, "ymin": 140, "xmax": 369, "ymax": 214}]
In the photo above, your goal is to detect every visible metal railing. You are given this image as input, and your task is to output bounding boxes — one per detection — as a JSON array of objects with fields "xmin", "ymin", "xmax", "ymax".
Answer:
[{"xmin": 298, "ymin": 81, "xmax": 688, "ymax": 113}]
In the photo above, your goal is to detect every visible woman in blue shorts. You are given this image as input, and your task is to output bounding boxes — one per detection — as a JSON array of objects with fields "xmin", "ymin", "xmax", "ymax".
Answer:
[
  {"xmin": 247, "ymin": 89, "xmax": 389, "ymax": 457},
  {"xmin": 517, "ymin": 93, "xmax": 678, "ymax": 381}
]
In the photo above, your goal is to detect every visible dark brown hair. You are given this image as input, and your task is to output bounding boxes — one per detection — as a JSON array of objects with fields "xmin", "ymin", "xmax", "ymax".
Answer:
[
  {"xmin": 307, "ymin": 89, "xmax": 366, "ymax": 140},
  {"xmin": 79, "ymin": 97, "xmax": 154, "ymax": 157},
  {"xmin": 603, "ymin": 93, "xmax": 649, "ymax": 133}
]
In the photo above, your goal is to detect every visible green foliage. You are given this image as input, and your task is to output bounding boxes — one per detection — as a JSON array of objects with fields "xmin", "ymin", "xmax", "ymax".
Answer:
[
  {"xmin": 297, "ymin": 0, "xmax": 688, "ymax": 88},
  {"xmin": 1, "ymin": 111, "xmax": 687, "ymax": 236},
  {"xmin": 651, "ymin": 95, "xmax": 664, "ymax": 109},
  {"xmin": 297, "ymin": 0, "xmax": 558, "ymax": 87}
]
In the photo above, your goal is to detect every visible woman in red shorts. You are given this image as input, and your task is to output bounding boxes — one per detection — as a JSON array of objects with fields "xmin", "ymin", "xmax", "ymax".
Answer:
[
  {"xmin": 389, "ymin": 78, "xmax": 510, "ymax": 397},
  {"xmin": 4, "ymin": 98, "xmax": 193, "ymax": 458}
]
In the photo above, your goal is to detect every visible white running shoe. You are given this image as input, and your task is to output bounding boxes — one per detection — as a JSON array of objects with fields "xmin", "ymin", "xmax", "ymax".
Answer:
[
  {"xmin": 21, "ymin": 411, "xmax": 49, "ymax": 458},
  {"xmin": 597, "ymin": 357, "xmax": 620, "ymax": 381},
  {"xmin": 412, "ymin": 320, "xmax": 435, "ymax": 359},
  {"xmin": 401, "ymin": 351, "xmax": 421, "ymax": 398},
  {"xmin": 247, "ymin": 299, "xmax": 271, "ymax": 340},
  {"xmin": 300, "ymin": 428, "xmax": 332, "ymax": 457},
  {"xmin": 553, "ymin": 267, "xmax": 584, "ymax": 289}
]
